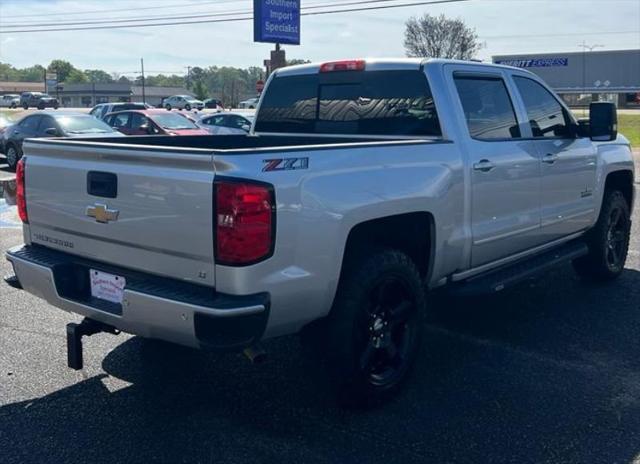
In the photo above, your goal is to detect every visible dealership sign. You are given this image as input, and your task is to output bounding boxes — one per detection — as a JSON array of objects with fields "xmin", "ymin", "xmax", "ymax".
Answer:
[
  {"xmin": 253, "ymin": 0, "xmax": 300, "ymax": 45},
  {"xmin": 495, "ymin": 58, "xmax": 569, "ymax": 68}
]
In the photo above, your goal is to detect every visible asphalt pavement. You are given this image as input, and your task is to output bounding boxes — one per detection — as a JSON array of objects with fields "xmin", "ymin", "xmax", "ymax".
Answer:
[{"xmin": 1, "ymin": 154, "xmax": 640, "ymax": 463}]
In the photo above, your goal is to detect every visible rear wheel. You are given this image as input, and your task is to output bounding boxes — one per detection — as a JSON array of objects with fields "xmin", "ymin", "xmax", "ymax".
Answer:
[
  {"xmin": 37, "ymin": 103, "xmax": 44, "ymax": 110},
  {"xmin": 322, "ymin": 249, "xmax": 425, "ymax": 407},
  {"xmin": 573, "ymin": 189, "xmax": 631, "ymax": 281},
  {"xmin": 185, "ymin": 104, "xmax": 191, "ymax": 111},
  {"xmin": 165, "ymin": 104, "xmax": 172, "ymax": 111},
  {"xmin": 6, "ymin": 144, "xmax": 21, "ymax": 171},
  {"xmin": 22, "ymin": 103, "xmax": 28, "ymax": 110}
]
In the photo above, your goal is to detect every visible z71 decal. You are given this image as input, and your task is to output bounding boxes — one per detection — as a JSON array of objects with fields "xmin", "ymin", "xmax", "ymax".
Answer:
[{"xmin": 262, "ymin": 157, "xmax": 309, "ymax": 172}]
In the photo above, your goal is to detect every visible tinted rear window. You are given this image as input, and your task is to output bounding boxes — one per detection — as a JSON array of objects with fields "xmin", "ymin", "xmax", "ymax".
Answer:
[{"xmin": 255, "ymin": 70, "xmax": 441, "ymax": 137}]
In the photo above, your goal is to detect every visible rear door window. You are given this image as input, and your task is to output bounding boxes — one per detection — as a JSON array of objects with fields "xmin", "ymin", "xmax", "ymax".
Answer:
[
  {"xmin": 255, "ymin": 70, "xmax": 441, "ymax": 137},
  {"xmin": 453, "ymin": 75, "xmax": 521, "ymax": 140}
]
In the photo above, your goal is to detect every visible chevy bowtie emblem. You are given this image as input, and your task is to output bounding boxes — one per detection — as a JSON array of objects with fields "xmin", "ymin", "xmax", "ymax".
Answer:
[{"xmin": 86, "ymin": 203, "xmax": 119, "ymax": 223}]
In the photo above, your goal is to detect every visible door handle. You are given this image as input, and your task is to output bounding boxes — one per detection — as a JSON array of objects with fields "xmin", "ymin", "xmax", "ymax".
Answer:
[
  {"xmin": 473, "ymin": 159, "xmax": 495, "ymax": 172},
  {"xmin": 542, "ymin": 153, "xmax": 559, "ymax": 164}
]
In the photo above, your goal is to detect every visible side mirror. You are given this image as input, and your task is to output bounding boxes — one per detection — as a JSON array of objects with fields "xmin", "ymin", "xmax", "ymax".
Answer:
[
  {"xmin": 589, "ymin": 102, "xmax": 617, "ymax": 141},
  {"xmin": 44, "ymin": 127, "xmax": 60, "ymax": 136},
  {"xmin": 241, "ymin": 124, "xmax": 251, "ymax": 132}
]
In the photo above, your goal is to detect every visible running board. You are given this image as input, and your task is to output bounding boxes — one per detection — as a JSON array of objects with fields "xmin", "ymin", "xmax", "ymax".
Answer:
[{"xmin": 449, "ymin": 240, "xmax": 588, "ymax": 296}]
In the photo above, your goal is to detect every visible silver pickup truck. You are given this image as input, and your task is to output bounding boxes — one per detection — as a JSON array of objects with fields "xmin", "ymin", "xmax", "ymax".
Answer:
[{"xmin": 6, "ymin": 59, "xmax": 634, "ymax": 406}]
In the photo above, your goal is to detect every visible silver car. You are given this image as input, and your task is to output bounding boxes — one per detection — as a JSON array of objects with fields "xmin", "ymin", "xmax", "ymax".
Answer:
[
  {"xmin": 163, "ymin": 95, "xmax": 204, "ymax": 111},
  {"xmin": 0, "ymin": 94, "xmax": 20, "ymax": 108},
  {"xmin": 197, "ymin": 112, "xmax": 252, "ymax": 135}
]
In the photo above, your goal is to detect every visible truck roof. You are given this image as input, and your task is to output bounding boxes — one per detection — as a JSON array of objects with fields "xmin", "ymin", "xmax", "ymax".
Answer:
[{"xmin": 275, "ymin": 57, "xmax": 527, "ymax": 77}]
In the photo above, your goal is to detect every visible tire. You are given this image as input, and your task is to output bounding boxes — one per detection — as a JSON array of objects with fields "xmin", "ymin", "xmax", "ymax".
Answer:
[
  {"xmin": 22, "ymin": 104, "xmax": 28, "ymax": 110},
  {"xmin": 185, "ymin": 104, "xmax": 191, "ymax": 111},
  {"xmin": 10, "ymin": 103, "xmax": 15, "ymax": 109},
  {"xmin": 573, "ymin": 189, "xmax": 631, "ymax": 281},
  {"xmin": 6, "ymin": 144, "xmax": 21, "ymax": 171},
  {"xmin": 165, "ymin": 104, "xmax": 172, "ymax": 111},
  {"xmin": 321, "ymin": 249, "xmax": 425, "ymax": 407},
  {"xmin": 37, "ymin": 103, "xmax": 44, "ymax": 110},
  {"xmin": 53, "ymin": 104, "xmax": 59, "ymax": 110}
]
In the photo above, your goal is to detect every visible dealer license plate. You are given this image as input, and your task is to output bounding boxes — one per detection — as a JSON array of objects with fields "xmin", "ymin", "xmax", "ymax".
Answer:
[{"xmin": 90, "ymin": 269, "xmax": 126, "ymax": 304}]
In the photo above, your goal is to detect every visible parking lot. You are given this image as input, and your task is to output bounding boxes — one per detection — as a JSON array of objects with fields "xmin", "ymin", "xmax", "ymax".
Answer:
[{"xmin": 0, "ymin": 153, "xmax": 639, "ymax": 464}]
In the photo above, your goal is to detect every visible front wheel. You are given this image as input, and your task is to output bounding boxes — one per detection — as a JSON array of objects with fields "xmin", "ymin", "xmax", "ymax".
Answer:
[
  {"xmin": 322, "ymin": 249, "xmax": 425, "ymax": 407},
  {"xmin": 165, "ymin": 104, "xmax": 172, "ymax": 111},
  {"xmin": 22, "ymin": 104, "xmax": 28, "ymax": 110},
  {"xmin": 185, "ymin": 104, "xmax": 191, "ymax": 111},
  {"xmin": 573, "ymin": 190, "xmax": 631, "ymax": 281}
]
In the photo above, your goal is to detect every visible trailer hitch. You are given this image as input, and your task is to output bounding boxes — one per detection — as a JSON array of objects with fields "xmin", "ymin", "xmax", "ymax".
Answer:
[{"xmin": 66, "ymin": 318, "xmax": 120, "ymax": 370}]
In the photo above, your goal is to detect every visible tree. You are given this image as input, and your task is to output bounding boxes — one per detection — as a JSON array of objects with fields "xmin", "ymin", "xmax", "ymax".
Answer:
[
  {"xmin": 192, "ymin": 80, "xmax": 208, "ymax": 100},
  {"xmin": 84, "ymin": 69, "xmax": 113, "ymax": 83},
  {"xmin": 47, "ymin": 59, "xmax": 77, "ymax": 82},
  {"xmin": 403, "ymin": 14, "xmax": 482, "ymax": 60},
  {"xmin": 65, "ymin": 69, "xmax": 88, "ymax": 84}
]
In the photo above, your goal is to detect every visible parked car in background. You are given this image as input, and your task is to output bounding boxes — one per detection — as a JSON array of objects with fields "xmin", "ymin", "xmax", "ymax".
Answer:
[
  {"xmin": 0, "ymin": 115, "xmax": 16, "ymax": 154},
  {"xmin": 20, "ymin": 92, "xmax": 59, "ymax": 110},
  {"xmin": 0, "ymin": 94, "xmax": 20, "ymax": 108},
  {"xmin": 2, "ymin": 111, "xmax": 123, "ymax": 170},
  {"xmin": 89, "ymin": 102, "xmax": 151, "ymax": 120},
  {"xmin": 197, "ymin": 112, "xmax": 252, "ymax": 135},
  {"xmin": 163, "ymin": 95, "xmax": 204, "ymax": 111},
  {"xmin": 238, "ymin": 97, "xmax": 259, "ymax": 109},
  {"xmin": 203, "ymin": 98, "xmax": 224, "ymax": 110},
  {"xmin": 105, "ymin": 109, "xmax": 210, "ymax": 136}
]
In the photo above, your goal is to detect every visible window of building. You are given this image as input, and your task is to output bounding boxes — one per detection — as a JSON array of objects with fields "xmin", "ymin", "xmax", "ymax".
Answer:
[
  {"xmin": 96, "ymin": 96, "xmax": 109, "ymax": 104},
  {"xmin": 453, "ymin": 75, "xmax": 521, "ymax": 140},
  {"xmin": 513, "ymin": 76, "xmax": 572, "ymax": 138},
  {"xmin": 81, "ymin": 96, "xmax": 93, "ymax": 107}
]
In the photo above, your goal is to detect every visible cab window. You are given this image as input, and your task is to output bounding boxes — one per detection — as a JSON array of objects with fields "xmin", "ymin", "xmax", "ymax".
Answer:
[{"xmin": 513, "ymin": 76, "xmax": 572, "ymax": 138}]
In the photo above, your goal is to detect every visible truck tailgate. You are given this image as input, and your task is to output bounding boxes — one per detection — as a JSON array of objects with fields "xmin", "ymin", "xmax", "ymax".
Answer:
[{"xmin": 23, "ymin": 140, "xmax": 216, "ymax": 286}]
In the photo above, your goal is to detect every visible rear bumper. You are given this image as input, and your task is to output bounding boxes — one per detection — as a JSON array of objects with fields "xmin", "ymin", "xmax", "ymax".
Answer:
[{"xmin": 6, "ymin": 245, "xmax": 269, "ymax": 350}]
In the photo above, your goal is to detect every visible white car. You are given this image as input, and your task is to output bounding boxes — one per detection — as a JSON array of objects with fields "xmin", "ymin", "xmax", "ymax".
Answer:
[
  {"xmin": 197, "ymin": 112, "xmax": 253, "ymax": 135},
  {"xmin": 163, "ymin": 95, "xmax": 204, "ymax": 111},
  {"xmin": 0, "ymin": 94, "xmax": 20, "ymax": 109},
  {"xmin": 238, "ymin": 97, "xmax": 259, "ymax": 109}
]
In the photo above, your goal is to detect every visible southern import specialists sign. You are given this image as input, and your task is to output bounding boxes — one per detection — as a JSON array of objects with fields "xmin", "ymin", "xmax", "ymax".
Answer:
[{"xmin": 253, "ymin": 0, "xmax": 300, "ymax": 45}]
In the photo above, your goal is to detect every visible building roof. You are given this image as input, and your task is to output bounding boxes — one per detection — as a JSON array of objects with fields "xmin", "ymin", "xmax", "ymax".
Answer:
[{"xmin": 0, "ymin": 81, "xmax": 45, "ymax": 93}]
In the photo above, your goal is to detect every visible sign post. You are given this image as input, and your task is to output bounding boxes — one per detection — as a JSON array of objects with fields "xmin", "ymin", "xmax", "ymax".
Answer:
[{"xmin": 253, "ymin": 0, "xmax": 300, "ymax": 45}]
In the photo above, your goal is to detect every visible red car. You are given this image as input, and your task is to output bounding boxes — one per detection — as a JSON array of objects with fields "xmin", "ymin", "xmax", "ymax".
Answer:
[{"xmin": 104, "ymin": 109, "xmax": 210, "ymax": 136}]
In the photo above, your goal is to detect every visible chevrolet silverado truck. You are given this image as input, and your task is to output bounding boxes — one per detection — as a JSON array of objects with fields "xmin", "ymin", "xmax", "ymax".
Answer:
[{"xmin": 5, "ymin": 59, "xmax": 634, "ymax": 406}]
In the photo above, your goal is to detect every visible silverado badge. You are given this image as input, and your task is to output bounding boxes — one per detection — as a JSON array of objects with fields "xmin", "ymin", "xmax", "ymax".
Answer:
[{"xmin": 86, "ymin": 203, "xmax": 119, "ymax": 223}]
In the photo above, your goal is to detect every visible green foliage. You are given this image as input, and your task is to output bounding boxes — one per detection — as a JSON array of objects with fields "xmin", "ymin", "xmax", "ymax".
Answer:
[
  {"xmin": 1, "ymin": 59, "xmax": 270, "ymax": 107},
  {"xmin": 192, "ymin": 80, "xmax": 208, "ymax": 100},
  {"xmin": 84, "ymin": 69, "xmax": 114, "ymax": 83}
]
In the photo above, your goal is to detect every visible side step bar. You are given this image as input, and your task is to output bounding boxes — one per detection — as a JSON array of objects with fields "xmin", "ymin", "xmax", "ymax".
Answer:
[{"xmin": 450, "ymin": 240, "xmax": 588, "ymax": 297}]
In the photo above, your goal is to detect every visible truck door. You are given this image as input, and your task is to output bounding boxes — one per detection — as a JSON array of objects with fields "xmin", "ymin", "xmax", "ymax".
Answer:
[
  {"xmin": 452, "ymin": 72, "xmax": 543, "ymax": 267},
  {"xmin": 512, "ymin": 76, "xmax": 597, "ymax": 239}
]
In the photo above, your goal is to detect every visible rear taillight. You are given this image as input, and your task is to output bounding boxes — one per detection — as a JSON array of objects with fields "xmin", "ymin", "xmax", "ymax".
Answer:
[
  {"xmin": 319, "ymin": 59, "xmax": 365, "ymax": 73},
  {"xmin": 215, "ymin": 180, "xmax": 274, "ymax": 265},
  {"xmin": 16, "ymin": 157, "xmax": 27, "ymax": 223}
]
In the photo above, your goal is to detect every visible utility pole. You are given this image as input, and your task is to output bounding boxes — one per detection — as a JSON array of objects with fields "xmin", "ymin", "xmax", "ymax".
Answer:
[
  {"xmin": 140, "ymin": 58, "xmax": 146, "ymax": 104},
  {"xmin": 186, "ymin": 66, "xmax": 192, "ymax": 89},
  {"xmin": 578, "ymin": 41, "xmax": 603, "ymax": 115}
]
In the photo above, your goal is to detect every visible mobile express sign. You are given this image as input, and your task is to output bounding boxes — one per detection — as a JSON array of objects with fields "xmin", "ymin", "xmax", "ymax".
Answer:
[{"xmin": 253, "ymin": 0, "xmax": 300, "ymax": 45}]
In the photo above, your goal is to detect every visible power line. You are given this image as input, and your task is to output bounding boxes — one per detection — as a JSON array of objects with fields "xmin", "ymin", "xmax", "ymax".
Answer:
[
  {"xmin": 0, "ymin": 0, "xmax": 408, "ymax": 29},
  {"xmin": 0, "ymin": 0, "xmax": 242, "ymax": 19},
  {"xmin": 0, "ymin": 0, "xmax": 470, "ymax": 33}
]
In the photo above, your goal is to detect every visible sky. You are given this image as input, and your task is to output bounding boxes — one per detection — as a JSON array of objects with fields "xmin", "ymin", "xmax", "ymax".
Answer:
[{"xmin": 0, "ymin": 0, "xmax": 638, "ymax": 77}]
